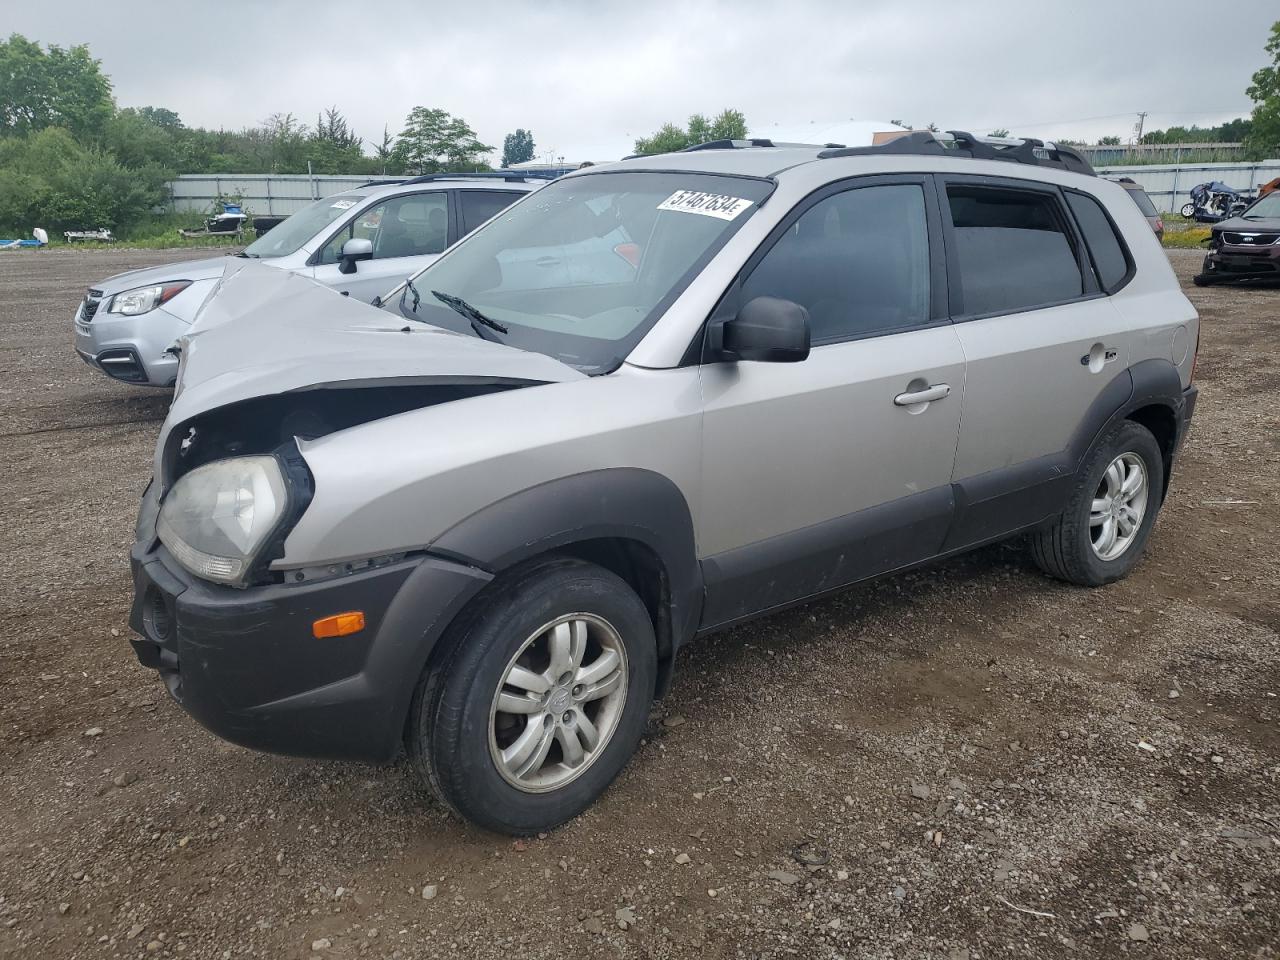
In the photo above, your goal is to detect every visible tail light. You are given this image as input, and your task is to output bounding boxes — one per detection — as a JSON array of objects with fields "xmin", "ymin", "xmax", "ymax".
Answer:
[
  {"xmin": 1190, "ymin": 328, "xmax": 1200, "ymax": 383},
  {"xmin": 1155, "ymin": 218, "xmax": 1164, "ymax": 234}
]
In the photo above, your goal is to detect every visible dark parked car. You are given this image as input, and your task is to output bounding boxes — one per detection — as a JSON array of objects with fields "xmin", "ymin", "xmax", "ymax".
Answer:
[
  {"xmin": 1194, "ymin": 189, "xmax": 1280, "ymax": 286},
  {"xmin": 1111, "ymin": 178, "xmax": 1163, "ymax": 241}
]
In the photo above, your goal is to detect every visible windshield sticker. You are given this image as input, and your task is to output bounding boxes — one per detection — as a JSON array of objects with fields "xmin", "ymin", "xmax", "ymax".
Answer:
[
  {"xmin": 330, "ymin": 199, "xmax": 357, "ymax": 210},
  {"xmin": 657, "ymin": 190, "xmax": 752, "ymax": 220}
]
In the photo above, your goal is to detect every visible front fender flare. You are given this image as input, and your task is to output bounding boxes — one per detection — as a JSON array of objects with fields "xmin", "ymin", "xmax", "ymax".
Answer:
[{"xmin": 429, "ymin": 467, "xmax": 703, "ymax": 648}]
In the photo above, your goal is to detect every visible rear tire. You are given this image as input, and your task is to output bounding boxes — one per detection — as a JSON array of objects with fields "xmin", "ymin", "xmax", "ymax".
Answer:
[
  {"xmin": 1192, "ymin": 274, "xmax": 1214, "ymax": 287},
  {"xmin": 1030, "ymin": 420, "xmax": 1164, "ymax": 587},
  {"xmin": 409, "ymin": 557, "xmax": 656, "ymax": 834}
]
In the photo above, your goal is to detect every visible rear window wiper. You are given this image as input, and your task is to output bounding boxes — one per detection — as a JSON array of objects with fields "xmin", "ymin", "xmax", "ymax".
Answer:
[{"xmin": 431, "ymin": 290, "xmax": 509, "ymax": 341}]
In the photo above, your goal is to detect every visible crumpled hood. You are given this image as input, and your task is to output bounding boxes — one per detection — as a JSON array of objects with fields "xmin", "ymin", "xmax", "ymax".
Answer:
[
  {"xmin": 96, "ymin": 254, "xmax": 253, "ymax": 293},
  {"xmin": 165, "ymin": 261, "xmax": 585, "ymax": 431}
]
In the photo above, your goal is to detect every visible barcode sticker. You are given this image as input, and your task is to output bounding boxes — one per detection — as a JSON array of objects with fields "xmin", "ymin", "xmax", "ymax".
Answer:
[{"xmin": 657, "ymin": 190, "xmax": 752, "ymax": 220}]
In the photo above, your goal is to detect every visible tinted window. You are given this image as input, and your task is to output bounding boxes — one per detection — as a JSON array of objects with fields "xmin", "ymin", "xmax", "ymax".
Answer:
[
  {"xmin": 318, "ymin": 192, "xmax": 449, "ymax": 264},
  {"xmin": 947, "ymin": 185, "xmax": 1082, "ymax": 316},
  {"xmin": 460, "ymin": 190, "xmax": 521, "ymax": 234},
  {"xmin": 742, "ymin": 184, "xmax": 930, "ymax": 342},
  {"xmin": 1126, "ymin": 187, "xmax": 1158, "ymax": 218},
  {"xmin": 1067, "ymin": 191, "xmax": 1131, "ymax": 292}
]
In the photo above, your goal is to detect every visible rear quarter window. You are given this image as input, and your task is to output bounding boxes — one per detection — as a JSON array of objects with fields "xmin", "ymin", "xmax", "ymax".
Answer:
[{"xmin": 1066, "ymin": 191, "xmax": 1133, "ymax": 293}]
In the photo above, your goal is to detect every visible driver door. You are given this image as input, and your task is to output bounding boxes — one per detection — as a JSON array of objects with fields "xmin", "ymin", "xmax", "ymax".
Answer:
[{"xmin": 697, "ymin": 177, "xmax": 966, "ymax": 627}]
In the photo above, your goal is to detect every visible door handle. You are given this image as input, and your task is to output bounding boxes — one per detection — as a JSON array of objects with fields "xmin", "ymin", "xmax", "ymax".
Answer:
[{"xmin": 894, "ymin": 383, "xmax": 950, "ymax": 406}]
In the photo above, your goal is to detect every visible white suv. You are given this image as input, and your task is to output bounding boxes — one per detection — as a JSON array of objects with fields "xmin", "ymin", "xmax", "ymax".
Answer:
[{"xmin": 73, "ymin": 175, "xmax": 539, "ymax": 386}]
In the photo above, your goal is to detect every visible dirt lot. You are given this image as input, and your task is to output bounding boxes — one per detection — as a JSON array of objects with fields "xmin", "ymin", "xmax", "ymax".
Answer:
[{"xmin": 0, "ymin": 248, "xmax": 1276, "ymax": 960}]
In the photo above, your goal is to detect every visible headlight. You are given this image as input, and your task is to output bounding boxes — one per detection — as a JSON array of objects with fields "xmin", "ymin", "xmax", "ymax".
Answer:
[
  {"xmin": 157, "ymin": 456, "xmax": 288, "ymax": 586},
  {"xmin": 107, "ymin": 281, "xmax": 192, "ymax": 316}
]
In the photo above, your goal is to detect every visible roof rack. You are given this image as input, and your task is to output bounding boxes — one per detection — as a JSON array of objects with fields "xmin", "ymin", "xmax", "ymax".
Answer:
[
  {"xmin": 678, "ymin": 138, "xmax": 848, "ymax": 153},
  {"xmin": 817, "ymin": 130, "xmax": 1096, "ymax": 176},
  {"xmin": 358, "ymin": 178, "xmax": 405, "ymax": 187},
  {"xmin": 401, "ymin": 171, "xmax": 536, "ymax": 185}
]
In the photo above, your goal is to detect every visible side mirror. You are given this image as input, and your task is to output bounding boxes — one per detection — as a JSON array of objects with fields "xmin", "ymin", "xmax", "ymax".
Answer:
[
  {"xmin": 717, "ymin": 296, "xmax": 810, "ymax": 363},
  {"xmin": 338, "ymin": 237, "xmax": 373, "ymax": 274}
]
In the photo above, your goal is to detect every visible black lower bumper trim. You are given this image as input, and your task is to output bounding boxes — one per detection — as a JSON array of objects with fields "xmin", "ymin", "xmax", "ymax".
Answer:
[{"xmin": 128, "ymin": 545, "xmax": 491, "ymax": 762}]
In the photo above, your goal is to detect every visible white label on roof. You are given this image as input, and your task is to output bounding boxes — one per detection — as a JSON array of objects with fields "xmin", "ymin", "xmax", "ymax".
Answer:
[
  {"xmin": 657, "ymin": 190, "xmax": 752, "ymax": 220},
  {"xmin": 330, "ymin": 199, "xmax": 357, "ymax": 209}
]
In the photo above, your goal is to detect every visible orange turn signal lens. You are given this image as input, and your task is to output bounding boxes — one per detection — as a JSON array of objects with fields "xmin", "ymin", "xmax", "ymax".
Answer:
[{"xmin": 312, "ymin": 611, "xmax": 366, "ymax": 639}]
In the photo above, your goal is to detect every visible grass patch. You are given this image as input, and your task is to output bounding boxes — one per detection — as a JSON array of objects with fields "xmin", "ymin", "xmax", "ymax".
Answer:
[{"xmin": 1163, "ymin": 226, "xmax": 1212, "ymax": 249}]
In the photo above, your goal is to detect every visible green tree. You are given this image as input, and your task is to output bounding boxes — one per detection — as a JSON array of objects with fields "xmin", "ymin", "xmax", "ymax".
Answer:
[
  {"xmin": 1246, "ymin": 21, "xmax": 1280, "ymax": 159},
  {"xmin": 987, "ymin": 128, "xmax": 1010, "ymax": 138},
  {"xmin": 0, "ymin": 33, "xmax": 114, "ymax": 139},
  {"xmin": 708, "ymin": 109, "xmax": 747, "ymax": 141},
  {"xmin": 1099, "ymin": 135, "xmax": 1122, "ymax": 146},
  {"xmin": 501, "ymin": 128, "xmax": 535, "ymax": 167},
  {"xmin": 394, "ymin": 107, "xmax": 491, "ymax": 173},
  {"xmin": 0, "ymin": 127, "xmax": 169, "ymax": 233},
  {"xmin": 633, "ymin": 109, "xmax": 749, "ymax": 155}
]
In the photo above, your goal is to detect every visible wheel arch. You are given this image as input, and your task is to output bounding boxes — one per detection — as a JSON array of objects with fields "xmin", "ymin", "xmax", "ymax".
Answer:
[{"xmin": 427, "ymin": 468, "xmax": 703, "ymax": 694}]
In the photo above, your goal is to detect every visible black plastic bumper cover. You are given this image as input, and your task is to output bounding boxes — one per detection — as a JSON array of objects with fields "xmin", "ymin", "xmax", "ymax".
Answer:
[{"xmin": 128, "ymin": 545, "xmax": 491, "ymax": 762}]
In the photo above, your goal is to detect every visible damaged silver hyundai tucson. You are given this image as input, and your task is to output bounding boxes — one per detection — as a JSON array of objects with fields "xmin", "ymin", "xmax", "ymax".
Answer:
[{"xmin": 129, "ymin": 134, "xmax": 1199, "ymax": 834}]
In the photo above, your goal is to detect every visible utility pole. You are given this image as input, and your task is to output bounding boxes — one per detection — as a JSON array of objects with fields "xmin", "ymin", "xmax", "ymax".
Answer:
[{"xmin": 1133, "ymin": 111, "xmax": 1148, "ymax": 145}]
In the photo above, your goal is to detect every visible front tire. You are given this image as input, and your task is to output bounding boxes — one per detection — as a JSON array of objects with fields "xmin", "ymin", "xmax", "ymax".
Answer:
[
  {"xmin": 409, "ymin": 558, "xmax": 656, "ymax": 834},
  {"xmin": 1030, "ymin": 420, "xmax": 1164, "ymax": 586}
]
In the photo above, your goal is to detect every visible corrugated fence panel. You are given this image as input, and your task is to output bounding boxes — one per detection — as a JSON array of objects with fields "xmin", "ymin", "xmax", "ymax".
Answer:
[
  {"xmin": 1095, "ymin": 161, "xmax": 1280, "ymax": 214},
  {"xmin": 167, "ymin": 174, "xmax": 385, "ymax": 216}
]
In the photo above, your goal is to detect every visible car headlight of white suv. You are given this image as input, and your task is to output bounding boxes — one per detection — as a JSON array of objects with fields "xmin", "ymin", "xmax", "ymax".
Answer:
[
  {"xmin": 107, "ymin": 281, "xmax": 192, "ymax": 316},
  {"xmin": 157, "ymin": 456, "xmax": 289, "ymax": 586}
]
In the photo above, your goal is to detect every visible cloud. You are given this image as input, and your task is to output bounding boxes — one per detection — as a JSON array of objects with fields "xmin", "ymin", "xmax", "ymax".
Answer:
[{"xmin": 5, "ymin": 0, "xmax": 1271, "ymax": 160}]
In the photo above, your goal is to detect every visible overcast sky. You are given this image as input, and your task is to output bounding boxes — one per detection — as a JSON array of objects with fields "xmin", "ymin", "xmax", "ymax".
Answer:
[{"xmin": 7, "ymin": 0, "xmax": 1276, "ymax": 161}]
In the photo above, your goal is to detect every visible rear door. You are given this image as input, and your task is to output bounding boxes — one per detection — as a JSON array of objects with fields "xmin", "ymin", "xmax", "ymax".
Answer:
[
  {"xmin": 697, "ymin": 176, "xmax": 967, "ymax": 627},
  {"xmin": 938, "ymin": 176, "xmax": 1135, "ymax": 548},
  {"xmin": 311, "ymin": 191, "xmax": 453, "ymax": 302}
]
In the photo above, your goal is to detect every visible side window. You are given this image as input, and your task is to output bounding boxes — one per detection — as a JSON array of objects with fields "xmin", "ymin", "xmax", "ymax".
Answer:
[
  {"xmin": 946, "ymin": 184, "xmax": 1083, "ymax": 316},
  {"xmin": 741, "ymin": 184, "xmax": 930, "ymax": 343},
  {"xmin": 318, "ymin": 193, "xmax": 450, "ymax": 265},
  {"xmin": 373, "ymin": 193, "xmax": 449, "ymax": 258},
  {"xmin": 1065, "ymin": 191, "xmax": 1131, "ymax": 293},
  {"xmin": 460, "ymin": 190, "xmax": 521, "ymax": 235}
]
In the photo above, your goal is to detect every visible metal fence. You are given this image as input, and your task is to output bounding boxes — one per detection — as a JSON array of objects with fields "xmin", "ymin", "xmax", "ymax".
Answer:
[
  {"xmin": 1077, "ymin": 143, "xmax": 1249, "ymax": 166},
  {"xmin": 1094, "ymin": 161, "xmax": 1280, "ymax": 214},
  {"xmin": 167, "ymin": 174, "xmax": 382, "ymax": 216}
]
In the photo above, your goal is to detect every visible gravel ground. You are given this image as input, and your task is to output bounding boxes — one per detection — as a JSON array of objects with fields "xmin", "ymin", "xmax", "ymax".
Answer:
[{"xmin": 0, "ymin": 248, "xmax": 1276, "ymax": 960}]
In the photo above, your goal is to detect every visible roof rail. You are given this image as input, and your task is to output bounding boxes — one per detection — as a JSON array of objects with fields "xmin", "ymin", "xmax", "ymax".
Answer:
[
  {"xmin": 817, "ymin": 130, "xmax": 1096, "ymax": 176},
  {"xmin": 401, "ymin": 171, "xmax": 536, "ymax": 185},
  {"xmin": 359, "ymin": 178, "xmax": 405, "ymax": 187}
]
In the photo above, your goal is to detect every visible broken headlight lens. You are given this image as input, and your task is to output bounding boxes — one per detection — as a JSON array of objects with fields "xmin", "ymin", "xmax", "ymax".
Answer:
[
  {"xmin": 157, "ymin": 456, "xmax": 287, "ymax": 586},
  {"xmin": 107, "ymin": 281, "xmax": 192, "ymax": 316}
]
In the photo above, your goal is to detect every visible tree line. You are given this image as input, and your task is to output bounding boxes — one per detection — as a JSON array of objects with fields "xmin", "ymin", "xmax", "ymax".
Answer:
[{"xmin": 0, "ymin": 34, "xmax": 532, "ymax": 234}]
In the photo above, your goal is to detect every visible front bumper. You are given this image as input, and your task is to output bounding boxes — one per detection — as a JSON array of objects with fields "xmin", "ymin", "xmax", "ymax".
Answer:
[
  {"xmin": 74, "ymin": 302, "xmax": 182, "ymax": 387},
  {"xmin": 128, "ymin": 543, "xmax": 491, "ymax": 762},
  {"xmin": 1197, "ymin": 242, "xmax": 1280, "ymax": 281}
]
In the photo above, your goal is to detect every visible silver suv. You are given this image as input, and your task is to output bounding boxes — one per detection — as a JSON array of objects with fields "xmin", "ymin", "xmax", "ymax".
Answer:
[
  {"xmin": 128, "ymin": 133, "xmax": 1199, "ymax": 834},
  {"xmin": 73, "ymin": 175, "xmax": 538, "ymax": 386}
]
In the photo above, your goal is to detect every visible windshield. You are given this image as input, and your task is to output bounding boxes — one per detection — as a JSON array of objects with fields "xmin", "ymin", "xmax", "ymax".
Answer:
[
  {"xmin": 241, "ymin": 194, "xmax": 365, "ymax": 258},
  {"xmin": 1243, "ymin": 192, "xmax": 1280, "ymax": 219},
  {"xmin": 393, "ymin": 171, "xmax": 773, "ymax": 372}
]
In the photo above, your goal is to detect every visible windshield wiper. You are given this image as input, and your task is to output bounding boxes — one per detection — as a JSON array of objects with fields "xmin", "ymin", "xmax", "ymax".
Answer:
[
  {"xmin": 236, "ymin": 251, "xmax": 261, "ymax": 258},
  {"xmin": 432, "ymin": 290, "xmax": 509, "ymax": 340}
]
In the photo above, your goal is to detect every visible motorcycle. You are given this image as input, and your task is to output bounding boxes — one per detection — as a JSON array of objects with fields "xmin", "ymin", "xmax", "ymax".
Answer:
[{"xmin": 1181, "ymin": 182, "xmax": 1253, "ymax": 223}]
